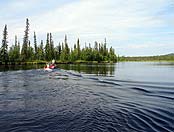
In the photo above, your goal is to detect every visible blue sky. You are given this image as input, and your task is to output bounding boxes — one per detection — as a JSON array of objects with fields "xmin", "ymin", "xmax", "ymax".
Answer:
[{"xmin": 0, "ymin": 0, "xmax": 174, "ymax": 56}]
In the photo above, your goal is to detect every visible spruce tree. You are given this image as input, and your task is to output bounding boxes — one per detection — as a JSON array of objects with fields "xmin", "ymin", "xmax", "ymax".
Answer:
[
  {"xmin": 0, "ymin": 24, "xmax": 9, "ymax": 64},
  {"xmin": 58, "ymin": 43, "xmax": 61, "ymax": 57},
  {"xmin": 28, "ymin": 40, "xmax": 34, "ymax": 61},
  {"xmin": 50, "ymin": 33, "xmax": 55, "ymax": 59},
  {"xmin": 94, "ymin": 41, "xmax": 98, "ymax": 51},
  {"xmin": 109, "ymin": 46, "xmax": 117, "ymax": 62},
  {"xmin": 17, "ymin": 41, "xmax": 21, "ymax": 60},
  {"xmin": 45, "ymin": 33, "xmax": 51, "ymax": 60},
  {"xmin": 60, "ymin": 35, "xmax": 70, "ymax": 61},
  {"xmin": 77, "ymin": 38, "xmax": 81, "ymax": 59},
  {"xmin": 40, "ymin": 40, "xmax": 44, "ymax": 60},
  {"xmin": 94, "ymin": 41, "xmax": 100, "ymax": 61},
  {"xmin": 38, "ymin": 40, "xmax": 44, "ymax": 60},
  {"xmin": 15, "ymin": 35, "xmax": 17, "ymax": 47},
  {"xmin": 14, "ymin": 36, "xmax": 20, "ymax": 61},
  {"xmin": 55, "ymin": 42, "xmax": 61, "ymax": 60},
  {"xmin": 34, "ymin": 31, "xmax": 38, "ymax": 60},
  {"xmin": 104, "ymin": 38, "xmax": 107, "ymax": 56},
  {"xmin": 64, "ymin": 35, "xmax": 70, "ymax": 60},
  {"xmin": 60, "ymin": 42, "xmax": 65, "ymax": 61},
  {"xmin": 21, "ymin": 18, "xmax": 29, "ymax": 61},
  {"xmin": 16, "ymin": 37, "xmax": 20, "ymax": 61}
]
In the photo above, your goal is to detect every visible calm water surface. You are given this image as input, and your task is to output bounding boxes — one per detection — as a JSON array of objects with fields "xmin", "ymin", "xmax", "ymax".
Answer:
[{"xmin": 0, "ymin": 62, "xmax": 174, "ymax": 132}]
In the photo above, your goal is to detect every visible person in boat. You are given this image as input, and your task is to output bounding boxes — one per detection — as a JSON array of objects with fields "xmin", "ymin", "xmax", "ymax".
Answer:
[
  {"xmin": 44, "ymin": 59, "xmax": 56, "ymax": 69},
  {"xmin": 45, "ymin": 63, "xmax": 50, "ymax": 69},
  {"xmin": 49, "ymin": 59, "xmax": 56, "ymax": 69},
  {"xmin": 52, "ymin": 59, "xmax": 55, "ymax": 64}
]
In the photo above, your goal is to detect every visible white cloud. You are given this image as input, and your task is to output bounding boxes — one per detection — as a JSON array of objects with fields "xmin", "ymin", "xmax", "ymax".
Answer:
[
  {"xmin": 0, "ymin": 0, "xmax": 173, "ymax": 55},
  {"xmin": 31, "ymin": 0, "xmax": 173, "ymax": 38}
]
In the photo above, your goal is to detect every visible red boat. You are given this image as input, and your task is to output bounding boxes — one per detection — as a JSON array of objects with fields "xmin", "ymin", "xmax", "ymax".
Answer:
[
  {"xmin": 44, "ymin": 60, "xmax": 56, "ymax": 71},
  {"xmin": 49, "ymin": 64, "xmax": 55, "ymax": 69}
]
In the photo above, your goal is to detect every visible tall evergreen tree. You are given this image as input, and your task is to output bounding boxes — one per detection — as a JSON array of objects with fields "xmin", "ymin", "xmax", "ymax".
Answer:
[
  {"xmin": 28, "ymin": 40, "xmax": 34, "ymax": 61},
  {"xmin": 73, "ymin": 43, "xmax": 78, "ymax": 61},
  {"xmin": 15, "ymin": 35, "xmax": 17, "ymax": 46},
  {"xmin": 45, "ymin": 33, "xmax": 51, "ymax": 60},
  {"xmin": 60, "ymin": 42, "xmax": 65, "ymax": 61},
  {"xmin": 18, "ymin": 41, "xmax": 21, "ymax": 57},
  {"xmin": 94, "ymin": 41, "xmax": 98, "ymax": 51},
  {"xmin": 38, "ymin": 40, "xmax": 44, "ymax": 60},
  {"xmin": 0, "ymin": 18, "xmax": 118, "ymax": 63},
  {"xmin": 34, "ymin": 31, "xmax": 38, "ymax": 60},
  {"xmin": 104, "ymin": 38, "xmax": 107, "ymax": 56},
  {"xmin": 14, "ymin": 36, "xmax": 20, "ymax": 61},
  {"xmin": 61, "ymin": 42, "xmax": 64, "ymax": 51},
  {"xmin": 60, "ymin": 35, "xmax": 70, "ymax": 61},
  {"xmin": 74, "ymin": 44, "xmax": 76, "ymax": 50},
  {"xmin": 0, "ymin": 24, "xmax": 9, "ymax": 64},
  {"xmin": 21, "ymin": 18, "xmax": 29, "ymax": 61},
  {"xmin": 10, "ymin": 40, "xmax": 21, "ymax": 62},
  {"xmin": 55, "ymin": 42, "xmax": 61, "ymax": 60},
  {"xmin": 64, "ymin": 35, "xmax": 70, "ymax": 60},
  {"xmin": 49, "ymin": 33, "xmax": 55, "ymax": 59},
  {"xmin": 94, "ymin": 41, "xmax": 101, "ymax": 61},
  {"xmin": 109, "ymin": 46, "xmax": 117, "ymax": 62},
  {"xmin": 58, "ymin": 43, "xmax": 61, "ymax": 56},
  {"xmin": 77, "ymin": 38, "xmax": 81, "ymax": 59}
]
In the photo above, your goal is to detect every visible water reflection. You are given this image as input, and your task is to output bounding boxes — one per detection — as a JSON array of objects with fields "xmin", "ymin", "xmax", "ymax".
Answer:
[
  {"xmin": 0, "ymin": 64, "xmax": 44, "ymax": 72},
  {"xmin": 0, "ymin": 64, "xmax": 116, "ymax": 76},
  {"xmin": 58, "ymin": 64, "xmax": 116, "ymax": 76}
]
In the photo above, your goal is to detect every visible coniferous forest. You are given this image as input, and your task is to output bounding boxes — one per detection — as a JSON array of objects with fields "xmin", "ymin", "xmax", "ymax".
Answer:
[{"xmin": 0, "ymin": 18, "xmax": 117, "ymax": 64}]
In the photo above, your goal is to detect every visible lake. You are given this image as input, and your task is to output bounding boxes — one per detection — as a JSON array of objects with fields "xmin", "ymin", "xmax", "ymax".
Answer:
[{"xmin": 0, "ymin": 62, "xmax": 174, "ymax": 132}]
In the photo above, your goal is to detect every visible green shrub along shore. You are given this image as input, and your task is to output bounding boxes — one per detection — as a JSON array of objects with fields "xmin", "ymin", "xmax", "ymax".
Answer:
[{"xmin": 0, "ymin": 18, "xmax": 117, "ymax": 66}]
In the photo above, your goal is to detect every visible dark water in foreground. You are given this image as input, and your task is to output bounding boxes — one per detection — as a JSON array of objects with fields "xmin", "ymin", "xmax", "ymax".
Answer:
[{"xmin": 0, "ymin": 62, "xmax": 174, "ymax": 132}]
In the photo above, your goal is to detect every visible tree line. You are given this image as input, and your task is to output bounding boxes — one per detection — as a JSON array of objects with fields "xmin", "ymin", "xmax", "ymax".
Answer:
[
  {"xmin": 121, "ymin": 55, "xmax": 174, "ymax": 61},
  {"xmin": 0, "ymin": 18, "xmax": 117, "ymax": 64}
]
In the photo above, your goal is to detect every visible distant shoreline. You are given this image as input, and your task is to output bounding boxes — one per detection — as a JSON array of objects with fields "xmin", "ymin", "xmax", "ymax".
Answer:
[
  {"xmin": 1, "ymin": 60, "xmax": 174, "ymax": 66},
  {"xmin": 119, "ymin": 54, "xmax": 174, "ymax": 62},
  {"xmin": 119, "ymin": 60, "xmax": 174, "ymax": 62},
  {"xmin": 0, "ymin": 60, "xmax": 115, "ymax": 65}
]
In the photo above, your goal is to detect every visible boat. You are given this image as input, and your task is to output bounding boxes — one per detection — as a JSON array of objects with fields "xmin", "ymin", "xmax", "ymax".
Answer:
[
  {"xmin": 44, "ymin": 60, "xmax": 56, "ymax": 71},
  {"xmin": 44, "ymin": 67, "xmax": 53, "ymax": 71},
  {"xmin": 49, "ymin": 64, "xmax": 55, "ymax": 69}
]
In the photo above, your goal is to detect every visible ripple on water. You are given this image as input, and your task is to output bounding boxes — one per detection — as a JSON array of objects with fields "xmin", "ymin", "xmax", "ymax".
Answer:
[{"xmin": 0, "ymin": 69, "xmax": 174, "ymax": 132}]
